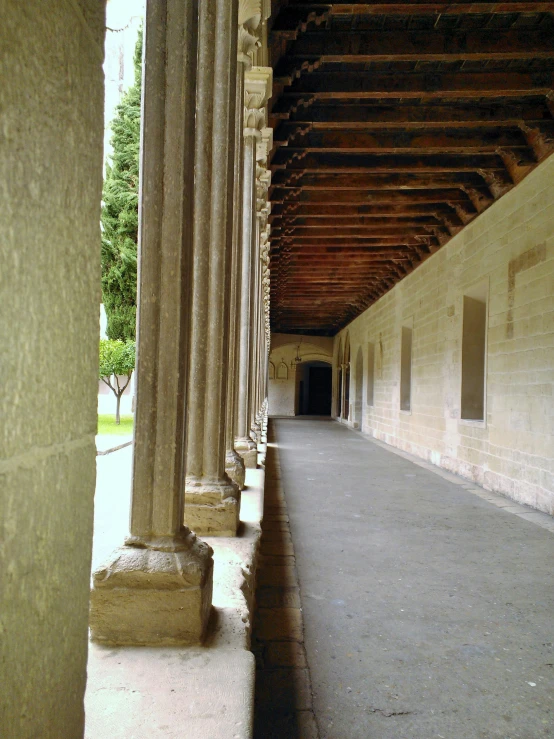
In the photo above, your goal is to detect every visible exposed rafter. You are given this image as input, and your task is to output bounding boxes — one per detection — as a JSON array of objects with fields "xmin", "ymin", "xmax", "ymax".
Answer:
[{"xmin": 268, "ymin": 2, "xmax": 554, "ymax": 334}]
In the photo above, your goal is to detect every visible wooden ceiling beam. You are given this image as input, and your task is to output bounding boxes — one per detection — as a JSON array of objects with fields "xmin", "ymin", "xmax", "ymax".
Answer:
[
  {"xmin": 270, "ymin": 151, "xmax": 515, "ymax": 171},
  {"xmin": 270, "ymin": 202, "xmax": 471, "ymax": 216},
  {"xmin": 279, "ymin": 30, "xmax": 554, "ymax": 65},
  {"xmin": 275, "ymin": 72, "xmax": 554, "ymax": 100},
  {"xmin": 270, "ymin": 171, "xmax": 507, "ymax": 189},
  {"xmin": 272, "ymin": 188, "xmax": 484, "ymax": 203},
  {"xmin": 274, "ymin": 3, "xmax": 554, "ymax": 18},
  {"xmin": 280, "ymin": 100, "xmax": 552, "ymax": 126},
  {"xmin": 272, "ymin": 129, "xmax": 531, "ymax": 149},
  {"xmin": 271, "ymin": 214, "xmax": 443, "ymax": 223},
  {"xmin": 273, "ymin": 224, "xmax": 438, "ymax": 234}
]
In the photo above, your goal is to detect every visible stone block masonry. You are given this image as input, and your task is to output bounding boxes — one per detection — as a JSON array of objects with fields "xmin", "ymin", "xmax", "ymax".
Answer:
[
  {"xmin": 1, "ymin": 1, "xmax": 106, "ymax": 735},
  {"xmin": 334, "ymin": 155, "xmax": 554, "ymax": 514}
]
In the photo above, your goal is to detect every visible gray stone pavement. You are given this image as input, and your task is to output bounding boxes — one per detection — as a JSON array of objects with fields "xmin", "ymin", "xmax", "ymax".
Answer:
[{"xmin": 272, "ymin": 418, "xmax": 554, "ymax": 739}]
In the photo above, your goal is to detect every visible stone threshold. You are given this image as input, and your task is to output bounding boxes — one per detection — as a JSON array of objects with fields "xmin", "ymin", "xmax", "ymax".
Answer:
[{"xmin": 85, "ymin": 453, "xmax": 266, "ymax": 739}]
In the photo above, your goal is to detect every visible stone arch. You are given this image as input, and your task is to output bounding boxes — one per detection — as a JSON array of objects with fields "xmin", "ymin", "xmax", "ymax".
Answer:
[
  {"xmin": 268, "ymin": 361, "xmax": 275, "ymax": 380},
  {"xmin": 276, "ymin": 361, "xmax": 288, "ymax": 380},
  {"xmin": 354, "ymin": 346, "xmax": 363, "ymax": 428}
]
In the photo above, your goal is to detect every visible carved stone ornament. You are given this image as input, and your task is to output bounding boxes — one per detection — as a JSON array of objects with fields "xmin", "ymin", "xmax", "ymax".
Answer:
[
  {"xmin": 238, "ymin": 24, "xmax": 259, "ymax": 66},
  {"xmin": 239, "ymin": 0, "xmax": 262, "ymax": 29}
]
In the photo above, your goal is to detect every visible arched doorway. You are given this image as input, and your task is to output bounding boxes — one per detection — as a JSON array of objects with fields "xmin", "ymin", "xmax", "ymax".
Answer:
[
  {"xmin": 296, "ymin": 361, "xmax": 332, "ymax": 415},
  {"xmin": 354, "ymin": 346, "xmax": 363, "ymax": 427}
]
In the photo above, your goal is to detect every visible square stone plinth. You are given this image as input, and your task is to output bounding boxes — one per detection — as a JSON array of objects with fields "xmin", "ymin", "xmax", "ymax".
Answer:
[
  {"xmin": 184, "ymin": 496, "xmax": 240, "ymax": 537},
  {"xmin": 90, "ymin": 542, "xmax": 213, "ymax": 646}
]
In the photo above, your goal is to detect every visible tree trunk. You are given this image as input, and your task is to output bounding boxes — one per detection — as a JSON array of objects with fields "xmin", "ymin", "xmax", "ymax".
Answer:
[{"xmin": 116, "ymin": 393, "xmax": 122, "ymax": 425}]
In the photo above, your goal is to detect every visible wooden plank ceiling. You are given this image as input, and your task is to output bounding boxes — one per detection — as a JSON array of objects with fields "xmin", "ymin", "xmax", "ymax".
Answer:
[{"xmin": 267, "ymin": 0, "xmax": 554, "ymax": 335}]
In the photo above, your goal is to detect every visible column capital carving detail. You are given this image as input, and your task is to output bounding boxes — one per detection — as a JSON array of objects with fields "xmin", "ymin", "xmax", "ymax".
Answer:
[{"xmin": 238, "ymin": 24, "xmax": 259, "ymax": 67}]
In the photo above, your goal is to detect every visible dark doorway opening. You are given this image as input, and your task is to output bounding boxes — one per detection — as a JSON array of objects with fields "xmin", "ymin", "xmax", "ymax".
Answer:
[{"xmin": 296, "ymin": 361, "xmax": 332, "ymax": 415}]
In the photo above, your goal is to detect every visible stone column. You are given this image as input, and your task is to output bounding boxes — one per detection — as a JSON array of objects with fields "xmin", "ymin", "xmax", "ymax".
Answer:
[
  {"xmin": 235, "ymin": 67, "xmax": 272, "ymax": 467},
  {"xmin": 90, "ymin": 0, "xmax": 213, "ymax": 646},
  {"xmin": 251, "ymin": 131, "xmax": 272, "ymax": 440},
  {"xmin": 249, "ymin": 208, "xmax": 262, "ymax": 443},
  {"xmin": 184, "ymin": 0, "xmax": 240, "ymax": 537},
  {"xmin": 224, "ymin": 25, "xmax": 257, "ymax": 491}
]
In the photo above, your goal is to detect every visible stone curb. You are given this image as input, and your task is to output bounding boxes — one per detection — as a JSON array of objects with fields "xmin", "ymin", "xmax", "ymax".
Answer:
[{"xmin": 95, "ymin": 439, "xmax": 133, "ymax": 456}]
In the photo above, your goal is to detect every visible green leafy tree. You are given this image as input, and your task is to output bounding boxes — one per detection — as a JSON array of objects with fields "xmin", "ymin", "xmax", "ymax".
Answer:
[
  {"xmin": 100, "ymin": 29, "xmax": 142, "ymax": 341},
  {"xmin": 99, "ymin": 339, "xmax": 136, "ymax": 425}
]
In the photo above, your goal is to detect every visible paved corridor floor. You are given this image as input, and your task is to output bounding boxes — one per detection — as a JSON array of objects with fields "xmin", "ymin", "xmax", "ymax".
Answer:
[{"xmin": 272, "ymin": 418, "xmax": 554, "ymax": 739}]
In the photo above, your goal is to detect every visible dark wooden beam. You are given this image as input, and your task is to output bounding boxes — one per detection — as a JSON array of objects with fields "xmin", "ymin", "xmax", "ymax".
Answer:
[
  {"xmin": 281, "ymin": 100, "xmax": 553, "ymax": 126},
  {"xmin": 270, "ymin": 171, "xmax": 508, "ymax": 189},
  {"xmin": 279, "ymin": 30, "xmax": 554, "ymax": 65},
  {"xmin": 276, "ymin": 71, "xmax": 554, "ymax": 99},
  {"xmin": 272, "ymin": 188, "xmax": 485, "ymax": 204},
  {"xmin": 271, "ymin": 128, "xmax": 531, "ymax": 153},
  {"xmin": 270, "ymin": 151, "xmax": 520, "ymax": 172},
  {"xmin": 273, "ymin": 3, "xmax": 554, "ymax": 20},
  {"xmin": 270, "ymin": 202, "xmax": 471, "ymax": 216}
]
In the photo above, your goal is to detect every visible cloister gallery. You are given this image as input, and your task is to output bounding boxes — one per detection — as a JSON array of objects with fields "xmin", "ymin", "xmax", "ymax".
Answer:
[{"xmin": 2, "ymin": 1, "xmax": 554, "ymax": 737}]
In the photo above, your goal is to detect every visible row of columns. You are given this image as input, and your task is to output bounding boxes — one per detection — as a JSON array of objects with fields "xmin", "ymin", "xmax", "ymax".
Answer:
[{"xmin": 90, "ymin": 0, "xmax": 273, "ymax": 646}]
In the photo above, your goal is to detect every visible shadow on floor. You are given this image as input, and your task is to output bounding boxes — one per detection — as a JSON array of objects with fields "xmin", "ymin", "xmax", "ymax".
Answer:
[{"xmin": 252, "ymin": 426, "xmax": 319, "ymax": 739}]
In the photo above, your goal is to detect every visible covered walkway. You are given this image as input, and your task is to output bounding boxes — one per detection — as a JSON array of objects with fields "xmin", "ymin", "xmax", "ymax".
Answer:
[{"xmin": 270, "ymin": 418, "xmax": 554, "ymax": 738}]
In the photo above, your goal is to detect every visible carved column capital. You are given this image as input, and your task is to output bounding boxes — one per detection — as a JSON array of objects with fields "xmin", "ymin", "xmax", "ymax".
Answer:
[
  {"xmin": 238, "ymin": 24, "xmax": 259, "ymax": 67},
  {"xmin": 244, "ymin": 68, "xmax": 272, "ymax": 136}
]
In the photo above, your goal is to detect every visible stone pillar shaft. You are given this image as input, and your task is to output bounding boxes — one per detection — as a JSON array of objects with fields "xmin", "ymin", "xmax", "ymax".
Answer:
[
  {"xmin": 235, "ymin": 68, "xmax": 271, "ymax": 466},
  {"xmin": 90, "ymin": 0, "xmax": 213, "ymax": 646},
  {"xmin": 225, "ymin": 57, "xmax": 248, "ymax": 490},
  {"xmin": 235, "ymin": 128, "xmax": 259, "ymax": 464},
  {"xmin": 184, "ymin": 0, "xmax": 240, "ymax": 536}
]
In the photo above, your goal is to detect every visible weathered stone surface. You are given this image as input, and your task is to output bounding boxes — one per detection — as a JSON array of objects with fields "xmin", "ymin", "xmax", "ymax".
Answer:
[
  {"xmin": 255, "ymin": 668, "xmax": 313, "ymax": 711},
  {"xmin": 90, "ymin": 539, "xmax": 214, "ymax": 646},
  {"xmin": 226, "ymin": 448, "xmax": 246, "ymax": 491},
  {"xmin": 256, "ymin": 608, "xmax": 304, "ymax": 642},
  {"xmin": 236, "ymin": 437, "xmax": 258, "ymax": 469},
  {"xmin": 257, "ymin": 586, "xmax": 302, "ymax": 609},
  {"xmin": 261, "ymin": 539, "xmax": 295, "ymax": 556},
  {"xmin": 257, "ymin": 565, "xmax": 298, "ymax": 588},
  {"xmin": 266, "ymin": 641, "xmax": 308, "ymax": 668},
  {"xmin": 1, "ymin": 1, "xmax": 105, "ymax": 736},
  {"xmin": 185, "ymin": 490, "xmax": 240, "ymax": 538}
]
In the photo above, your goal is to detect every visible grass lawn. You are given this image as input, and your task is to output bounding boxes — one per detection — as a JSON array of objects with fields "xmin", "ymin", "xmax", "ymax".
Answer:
[{"xmin": 97, "ymin": 414, "xmax": 134, "ymax": 436}]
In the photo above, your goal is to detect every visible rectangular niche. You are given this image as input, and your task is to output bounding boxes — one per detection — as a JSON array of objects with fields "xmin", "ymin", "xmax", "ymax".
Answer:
[
  {"xmin": 461, "ymin": 286, "xmax": 488, "ymax": 421},
  {"xmin": 366, "ymin": 341, "xmax": 375, "ymax": 406},
  {"xmin": 400, "ymin": 325, "xmax": 413, "ymax": 412}
]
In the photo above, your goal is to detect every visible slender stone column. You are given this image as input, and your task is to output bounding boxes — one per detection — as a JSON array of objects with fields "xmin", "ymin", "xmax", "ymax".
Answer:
[
  {"xmin": 90, "ymin": 0, "xmax": 213, "ymax": 646},
  {"xmin": 235, "ymin": 67, "xmax": 272, "ymax": 467},
  {"xmin": 184, "ymin": 0, "xmax": 240, "ymax": 537},
  {"xmin": 224, "ymin": 27, "xmax": 255, "ymax": 491},
  {"xmin": 249, "ymin": 209, "xmax": 262, "ymax": 443},
  {"xmin": 251, "ymin": 131, "xmax": 272, "ymax": 440}
]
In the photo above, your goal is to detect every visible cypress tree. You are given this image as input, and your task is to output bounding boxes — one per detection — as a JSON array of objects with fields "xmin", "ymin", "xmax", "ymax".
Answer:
[{"xmin": 101, "ymin": 28, "xmax": 142, "ymax": 341}]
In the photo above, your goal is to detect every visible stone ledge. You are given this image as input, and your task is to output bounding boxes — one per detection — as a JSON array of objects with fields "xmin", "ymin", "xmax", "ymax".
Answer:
[{"xmin": 85, "ymin": 466, "xmax": 265, "ymax": 739}]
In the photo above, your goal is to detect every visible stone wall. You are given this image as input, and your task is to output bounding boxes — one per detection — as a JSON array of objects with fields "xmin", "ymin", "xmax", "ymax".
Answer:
[
  {"xmin": 334, "ymin": 155, "xmax": 554, "ymax": 514},
  {"xmin": 1, "ymin": 2, "xmax": 106, "ymax": 736}
]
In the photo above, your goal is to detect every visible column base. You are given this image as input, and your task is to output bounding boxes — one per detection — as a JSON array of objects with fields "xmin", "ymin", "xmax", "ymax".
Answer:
[
  {"xmin": 89, "ymin": 532, "xmax": 213, "ymax": 646},
  {"xmin": 226, "ymin": 448, "xmax": 246, "ymax": 491},
  {"xmin": 250, "ymin": 422, "xmax": 261, "ymax": 444},
  {"xmin": 235, "ymin": 436, "xmax": 258, "ymax": 469},
  {"xmin": 184, "ymin": 478, "xmax": 240, "ymax": 537}
]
